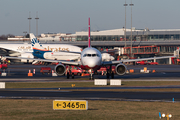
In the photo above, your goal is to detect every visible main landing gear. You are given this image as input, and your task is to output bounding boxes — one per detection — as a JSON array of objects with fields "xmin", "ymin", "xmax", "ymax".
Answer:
[
  {"xmin": 66, "ymin": 72, "xmax": 74, "ymax": 79},
  {"xmin": 106, "ymin": 65, "xmax": 114, "ymax": 79},
  {"xmin": 106, "ymin": 71, "xmax": 114, "ymax": 79},
  {"xmin": 66, "ymin": 66, "xmax": 75, "ymax": 79}
]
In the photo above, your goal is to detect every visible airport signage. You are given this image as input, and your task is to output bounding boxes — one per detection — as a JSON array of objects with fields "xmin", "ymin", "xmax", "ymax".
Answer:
[{"xmin": 53, "ymin": 100, "xmax": 88, "ymax": 110}]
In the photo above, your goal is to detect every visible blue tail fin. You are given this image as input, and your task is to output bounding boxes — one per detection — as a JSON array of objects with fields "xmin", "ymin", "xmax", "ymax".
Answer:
[
  {"xmin": 30, "ymin": 33, "xmax": 43, "ymax": 49},
  {"xmin": 30, "ymin": 33, "xmax": 50, "ymax": 59}
]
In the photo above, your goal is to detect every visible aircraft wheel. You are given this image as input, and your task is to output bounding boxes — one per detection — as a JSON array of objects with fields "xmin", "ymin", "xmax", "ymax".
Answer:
[
  {"xmin": 77, "ymin": 73, "xmax": 81, "ymax": 76},
  {"xmin": 72, "ymin": 73, "xmax": 74, "ymax": 79},
  {"xmin": 107, "ymin": 72, "xmax": 109, "ymax": 79},
  {"xmin": 89, "ymin": 74, "xmax": 94, "ymax": 80},
  {"xmin": 67, "ymin": 72, "xmax": 70, "ymax": 79},
  {"xmin": 111, "ymin": 72, "xmax": 114, "ymax": 79}
]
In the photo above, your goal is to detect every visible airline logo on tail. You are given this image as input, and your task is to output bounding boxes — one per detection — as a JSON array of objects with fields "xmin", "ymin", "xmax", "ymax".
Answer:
[
  {"xmin": 31, "ymin": 38, "xmax": 42, "ymax": 47},
  {"xmin": 30, "ymin": 33, "xmax": 50, "ymax": 59},
  {"xmin": 30, "ymin": 33, "xmax": 49, "ymax": 52},
  {"xmin": 30, "ymin": 33, "xmax": 42, "ymax": 48}
]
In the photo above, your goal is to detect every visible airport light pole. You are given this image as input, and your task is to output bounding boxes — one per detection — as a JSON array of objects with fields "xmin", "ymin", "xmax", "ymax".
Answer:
[
  {"xmin": 129, "ymin": 0, "xmax": 134, "ymax": 58},
  {"xmin": 124, "ymin": 0, "xmax": 128, "ymax": 52},
  {"xmin": 28, "ymin": 12, "xmax": 32, "ymax": 36},
  {"xmin": 35, "ymin": 11, "xmax": 39, "ymax": 38}
]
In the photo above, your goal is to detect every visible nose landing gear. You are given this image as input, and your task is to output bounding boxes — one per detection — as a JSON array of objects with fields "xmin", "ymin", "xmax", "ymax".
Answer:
[{"xmin": 89, "ymin": 69, "xmax": 94, "ymax": 80}]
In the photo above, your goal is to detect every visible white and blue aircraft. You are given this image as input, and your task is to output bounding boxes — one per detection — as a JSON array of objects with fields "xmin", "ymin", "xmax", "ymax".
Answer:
[
  {"xmin": 30, "ymin": 33, "xmax": 81, "ymax": 61},
  {"xmin": 0, "ymin": 37, "xmax": 82, "ymax": 63}
]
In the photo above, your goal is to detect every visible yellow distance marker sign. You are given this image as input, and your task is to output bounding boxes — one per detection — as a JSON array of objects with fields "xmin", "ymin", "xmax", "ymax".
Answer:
[{"xmin": 53, "ymin": 100, "xmax": 88, "ymax": 110}]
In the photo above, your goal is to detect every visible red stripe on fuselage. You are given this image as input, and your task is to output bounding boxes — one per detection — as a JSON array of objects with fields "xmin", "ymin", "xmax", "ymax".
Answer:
[{"xmin": 33, "ymin": 47, "xmax": 49, "ymax": 51}]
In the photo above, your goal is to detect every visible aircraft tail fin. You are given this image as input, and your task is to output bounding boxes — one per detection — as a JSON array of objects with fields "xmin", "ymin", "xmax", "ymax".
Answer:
[
  {"xmin": 30, "ymin": 33, "xmax": 43, "ymax": 49},
  {"xmin": 88, "ymin": 17, "xmax": 91, "ymax": 48},
  {"xmin": 30, "ymin": 33, "xmax": 48, "ymax": 51},
  {"xmin": 30, "ymin": 33, "xmax": 50, "ymax": 59}
]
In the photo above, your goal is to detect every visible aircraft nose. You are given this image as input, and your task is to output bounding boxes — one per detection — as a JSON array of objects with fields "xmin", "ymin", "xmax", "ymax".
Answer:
[
  {"xmin": 87, "ymin": 58, "xmax": 101, "ymax": 68},
  {"xmin": 88, "ymin": 60, "xmax": 96, "ymax": 68}
]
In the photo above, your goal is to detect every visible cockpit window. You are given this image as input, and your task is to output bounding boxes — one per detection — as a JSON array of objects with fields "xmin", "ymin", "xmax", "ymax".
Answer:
[
  {"xmin": 87, "ymin": 54, "xmax": 91, "ymax": 57},
  {"xmin": 92, "ymin": 54, "xmax": 96, "ymax": 57},
  {"xmin": 83, "ymin": 54, "xmax": 100, "ymax": 57}
]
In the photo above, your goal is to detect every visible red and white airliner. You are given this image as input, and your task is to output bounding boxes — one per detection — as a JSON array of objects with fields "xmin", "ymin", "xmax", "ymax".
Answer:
[{"xmin": 4, "ymin": 18, "xmax": 178, "ymax": 79}]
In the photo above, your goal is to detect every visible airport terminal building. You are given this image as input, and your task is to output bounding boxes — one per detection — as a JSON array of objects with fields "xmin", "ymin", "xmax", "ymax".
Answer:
[
  {"xmin": 8, "ymin": 27, "xmax": 180, "ymax": 43},
  {"xmin": 58, "ymin": 28, "xmax": 180, "ymax": 42}
]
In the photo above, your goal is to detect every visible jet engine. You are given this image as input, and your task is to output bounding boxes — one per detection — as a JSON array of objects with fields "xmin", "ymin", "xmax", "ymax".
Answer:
[
  {"xmin": 55, "ymin": 64, "xmax": 66, "ymax": 76},
  {"xmin": 115, "ymin": 63, "xmax": 127, "ymax": 75}
]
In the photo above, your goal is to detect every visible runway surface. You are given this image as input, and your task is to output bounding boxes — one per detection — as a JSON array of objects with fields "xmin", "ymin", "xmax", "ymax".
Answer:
[
  {"xmin": 0, "ymin": 64, "xmax": 180, "ymax": 101},
  {"xmin": 0, "ymin": 90, "xmax": 179, "ymax": 102}
]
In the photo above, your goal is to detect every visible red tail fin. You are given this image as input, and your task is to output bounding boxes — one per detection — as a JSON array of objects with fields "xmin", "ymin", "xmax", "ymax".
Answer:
[{"xmin": 88, "ymin": 17, "xmax": 91, "ymax": 48}]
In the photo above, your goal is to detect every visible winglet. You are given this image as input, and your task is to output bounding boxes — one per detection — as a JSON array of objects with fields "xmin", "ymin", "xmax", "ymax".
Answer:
[{"xmin": 88, "ymin": 17, "xmax": 91, "ymax": 48}]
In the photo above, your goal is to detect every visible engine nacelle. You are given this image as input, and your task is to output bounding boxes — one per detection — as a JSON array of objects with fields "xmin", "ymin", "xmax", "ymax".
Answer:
[
  {"xmin": 115, "ymin": 63, "xmax": 127, "ymax": 75},
  {"xmin": 55, "ymin": 64, "xmax": 66, "ymax": 76}
]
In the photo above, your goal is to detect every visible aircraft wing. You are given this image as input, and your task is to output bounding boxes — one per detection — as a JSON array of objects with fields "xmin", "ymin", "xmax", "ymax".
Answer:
[
  {"xmin": 102, "ymin": 55, "xmax": 175, "ymax": 65},
  {"xmin": 3, "ymin": 56, "xmax": 80, "ymax": 66},
  {"xmin": 0, "ymin": 47, "xmax": 21, "ymax": 56}
]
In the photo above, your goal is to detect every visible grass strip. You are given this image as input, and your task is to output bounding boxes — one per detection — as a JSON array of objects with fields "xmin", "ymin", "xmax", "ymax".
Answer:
[
  {"xmin": 0, "ymin": 99, "xmax": 179, "ymax": 120},
  {"xmin": 6, "ymin": 81, "xmax": 180, "ymax": 88}
]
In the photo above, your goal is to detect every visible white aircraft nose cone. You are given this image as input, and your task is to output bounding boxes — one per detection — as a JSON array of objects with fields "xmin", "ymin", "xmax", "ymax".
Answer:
[{"xmin": 88, "ymin": 60, "xmax": 96, "ymax": 68}]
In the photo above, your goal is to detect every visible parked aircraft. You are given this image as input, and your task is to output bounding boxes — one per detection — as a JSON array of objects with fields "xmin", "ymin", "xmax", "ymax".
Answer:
[
  {"xmin": 4, "ymin": 18, "xmax": 178, "ymax": 79},
  {"xmin": 0, "ymin": 40, "xmax": 82, "ymax": 63},
  {"xmin": 30, "ymin": 33, "xmax": 81, "ymax": 61}
]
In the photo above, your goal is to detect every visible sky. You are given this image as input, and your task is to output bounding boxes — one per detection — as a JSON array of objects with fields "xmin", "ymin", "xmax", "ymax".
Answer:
[{"xmin": 0, "ymin": 0, "xmax": 180, "ymax": 36}]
